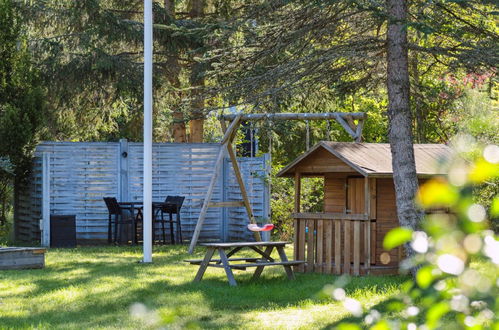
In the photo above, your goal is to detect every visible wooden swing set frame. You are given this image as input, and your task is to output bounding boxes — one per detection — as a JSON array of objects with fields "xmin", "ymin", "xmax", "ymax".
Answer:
[{"xmin": 188, "ymin": 112, "xmax": 367, "ymax": 253}]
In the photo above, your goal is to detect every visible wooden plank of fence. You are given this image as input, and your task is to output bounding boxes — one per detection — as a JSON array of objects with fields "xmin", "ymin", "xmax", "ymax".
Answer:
[
  {"xmin": 42, "ymin": 153, "xmax": 51, "ymax": 247},
  {"xmin": 298, "ymin": 219, "xmax": 306, "ymax": 272},
  {"xmin": 293, "ymin": 219, "xmax": 298, "ymax": 262},
  {"xmin": 334, "ymin": 219, "xmax": 341, "ymax": 274},
  {"xmin": 356, "ymin": 178, "xmax": 364, "ymax": 212},
  {"xmin": 371, "ymin": 221, "xmax": 376, "ymax": 264},
  {"xmin": 353, "ymin": 220, "xmax": 360, "ymax": 275},
  {"xmin": 370, "ymin": 178, "xmax": 377, "ymax": 219},
  {"xmin": 316, "ymin": 220, "xmax": 324, "ymax": 273},
  {"xmin": 307, "ymin": 220, "xmax": 315, "ymax": 273},
  {"xmin": 325, "ymin": 220, "xmax": 332, "ymax": 274},
  {"xmin": 343, "ymin": 220, "xmax": 351, "ymax": 274},
  {"xmin": 364, "ymin": 221, "xmax": 371, "ymax": 272}
]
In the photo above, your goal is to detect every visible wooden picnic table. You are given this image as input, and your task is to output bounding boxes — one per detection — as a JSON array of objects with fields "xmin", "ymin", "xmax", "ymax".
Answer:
[{"xmin": 185, "ymin": 241, "xmax": 305, "ymax": 286}]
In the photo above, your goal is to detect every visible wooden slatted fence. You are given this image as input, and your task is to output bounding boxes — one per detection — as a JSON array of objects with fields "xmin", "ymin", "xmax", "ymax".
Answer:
[{"xmin": 14, "ymin": 141, "xmax": 269, "ymax": 244}]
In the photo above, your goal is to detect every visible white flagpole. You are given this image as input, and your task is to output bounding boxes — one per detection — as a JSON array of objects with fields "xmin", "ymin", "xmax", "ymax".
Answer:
[{"xmin": 143, "ymin": 0, "xmax": 153, "ymax": 263}]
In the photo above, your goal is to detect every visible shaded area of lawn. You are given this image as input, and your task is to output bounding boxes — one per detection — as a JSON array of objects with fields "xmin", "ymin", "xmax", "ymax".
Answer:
[{"xmin": 0, "ymin": 246, "xmax": 407, "ymax": 329}]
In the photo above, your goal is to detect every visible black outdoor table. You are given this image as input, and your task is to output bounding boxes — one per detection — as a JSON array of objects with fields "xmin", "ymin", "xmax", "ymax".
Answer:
[
  {"xmin": 118, "ymin": 202, "xmax": 171, "ymax": 243},
  {"xmin": 185, "ymin": 241, "xmax": 305, "ymax": 286},
  {"xmin": 119, "ymin": 201, "xmax": 167, "ymax": 219}
]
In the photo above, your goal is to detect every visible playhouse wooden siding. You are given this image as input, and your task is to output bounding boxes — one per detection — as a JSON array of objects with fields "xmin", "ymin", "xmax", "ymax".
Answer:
[
  {"xmin": 279, "ymin": 142, "xmax": 451, "ymax": 275},
  {"xmin": 324, "ymin": 175, "xmax": 405, "ymax": 267},
  {"xmin": 316, "ymin": 176, "xmax": 398, "ymax": 270}
]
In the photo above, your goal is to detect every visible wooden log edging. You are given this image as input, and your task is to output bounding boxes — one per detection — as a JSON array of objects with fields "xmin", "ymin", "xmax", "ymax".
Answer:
[{"xmin": 0, "ymin": 247, "xmax": 46, "ymax": 270}]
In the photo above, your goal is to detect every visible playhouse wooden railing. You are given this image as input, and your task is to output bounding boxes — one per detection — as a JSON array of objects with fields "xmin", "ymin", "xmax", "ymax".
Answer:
[{"xmin": 292, "ymin": 213, "xmax": 375, "ymax": 275}]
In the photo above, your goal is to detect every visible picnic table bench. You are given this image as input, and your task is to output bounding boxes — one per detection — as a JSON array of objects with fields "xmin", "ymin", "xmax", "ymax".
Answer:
[{"xmin": 185, "ymin": 241, "xmax": 305, "ymax": 286}]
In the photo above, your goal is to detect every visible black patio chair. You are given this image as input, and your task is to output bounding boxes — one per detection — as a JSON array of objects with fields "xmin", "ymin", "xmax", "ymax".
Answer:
[
  {"xmin": 155, "ymin": 196, "xmax": 185, "ymax": 244},
  {"xmin": 103, "ymin": 197, "xmax": 137, "ymax": 244}
]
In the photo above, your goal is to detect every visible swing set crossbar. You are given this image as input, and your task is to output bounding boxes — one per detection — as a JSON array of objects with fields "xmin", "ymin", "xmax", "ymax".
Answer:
[
  {"xmin": 219, "ymin": 112, "xmax": 366, "ymax": 122},
  {"xmin": 219, "ymin": 112, "xmax": 366, "ymax": 142}
]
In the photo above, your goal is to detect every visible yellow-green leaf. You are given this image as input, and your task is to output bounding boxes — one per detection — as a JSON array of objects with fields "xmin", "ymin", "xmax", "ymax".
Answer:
[
  {"xmin": 490, "ymin": 197, "xmax": 499, "ymax": 217},
  {"xmin": 383, "ymin": 227, "xmax": 413, "ymax": 250},
  {"xmin": 416, "ymin": 179, "xmax": 458, "ymax": 208},
  {"xmin": 337, "ymin": 323, "xmax": 362, "ymax": 330},
  {"xmin": 426, "ymin": 302, "xmax": 450, "ymax": 328},
  {"xmin": 416, "ymin": 265, "xmax": 434, "ymax": 289},
  {"xmin": 371, "ymin": 320, "xmax": 390, "ymax": 330},
  {"xmin": 468, "ymin": 158, "xmax": 499, "ymax": 183}
]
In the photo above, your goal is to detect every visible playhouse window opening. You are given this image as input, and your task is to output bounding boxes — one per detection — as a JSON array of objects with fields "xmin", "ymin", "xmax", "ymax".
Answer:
[{"xmin": 300, "ymin": 176, "xmax": 324, "ymax": 213}]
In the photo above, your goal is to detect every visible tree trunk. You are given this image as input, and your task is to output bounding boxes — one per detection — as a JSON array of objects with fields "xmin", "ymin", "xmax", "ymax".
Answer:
[
  {"xmin": 172, "ymin": 106, "xmax": 187, "ymax": 143},
  {"xmin": 386, "ymin": 0, "xmax": 423, "ymax": 260},
  {"xmin": 165, "ymin": 0, "xmax": 187, "ymax": 143},
  {"xmin": 188, "ymin": 0, "xmax": 206, "ymax": 143}
]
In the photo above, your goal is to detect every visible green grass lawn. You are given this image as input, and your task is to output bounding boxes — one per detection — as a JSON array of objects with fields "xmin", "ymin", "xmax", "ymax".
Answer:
[{"xmin": 0, "ymin": 246, "xmax": 407, "ymax": 329}]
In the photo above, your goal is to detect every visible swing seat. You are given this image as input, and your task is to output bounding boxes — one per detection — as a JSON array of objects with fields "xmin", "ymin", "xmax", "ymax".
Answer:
[{"xmin": 247, "ymin": 223, "xmax": 274, "ymax": 232}]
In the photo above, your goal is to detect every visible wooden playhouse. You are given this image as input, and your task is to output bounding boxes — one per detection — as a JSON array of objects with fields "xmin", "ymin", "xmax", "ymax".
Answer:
[{"xmin": 277, "ymin": 142, "xmax": 451, "ymax": 275}]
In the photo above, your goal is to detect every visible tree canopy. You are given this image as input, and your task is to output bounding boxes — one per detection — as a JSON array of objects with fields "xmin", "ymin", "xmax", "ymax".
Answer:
[
  {"xmin": 0, "ymin": 0, "xmax": 46, "ymax": 225},
  {"xmin": 1, "ymin": 0, "xmax": 497, "ymax": 236}
]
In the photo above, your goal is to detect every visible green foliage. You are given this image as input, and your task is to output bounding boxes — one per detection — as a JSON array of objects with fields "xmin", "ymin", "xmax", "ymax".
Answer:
[
  {"xmin": 382, "ymin": 227, "xmax": 413, "ymax": 251},
  {"xmin": 204, "ymin": 0, "xmax": 497, "ymax": 209},
  {"xmin": 22, "ymin": 0, "xmax": 148, "ymax": 141},
  {"xmin": 23, "ymin": 0, "xmax": 230, "ymax": 142},
  {"xmin": 0, "ymin": 0, "xmax": 45, "ymax": 172},
  {"xmin": 440, "ymin": 81, "xmax": 499, "ymax": 231},
  {"xmin": 328, "ymin": 144, "xmax": 499, "ymax": 329},
  {"xmin": 270, "ymin": 166, "xmax": 324, "ymax": 240},
  {"xmin": 0, "ymin": 0, "xmax": 46, "ymax": 228},
  {"xmin": 0, "ymin": 157, "xmax": 13, "ymax": 175}
]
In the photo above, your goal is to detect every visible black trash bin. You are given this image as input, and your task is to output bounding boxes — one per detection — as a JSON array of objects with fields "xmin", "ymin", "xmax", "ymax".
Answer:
[{"xmin": 50, "ymin": 215, "xmax": 77, "ymax": 248}]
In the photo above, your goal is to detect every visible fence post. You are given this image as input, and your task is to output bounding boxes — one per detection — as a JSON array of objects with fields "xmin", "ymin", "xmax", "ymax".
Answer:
[
  {"xmin": 41, "ymin": 152, "xmax": 51, "ymax": 247},
  {"xmin": 119, "ymin": 139, "xmax": 129, "ymax": 201}
]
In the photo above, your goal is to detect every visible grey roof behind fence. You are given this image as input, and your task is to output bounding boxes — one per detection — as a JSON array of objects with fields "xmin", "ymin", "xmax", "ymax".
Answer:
[{"xmin": 278, "ymin": 142, "xmax": 453, "ymax": 177}]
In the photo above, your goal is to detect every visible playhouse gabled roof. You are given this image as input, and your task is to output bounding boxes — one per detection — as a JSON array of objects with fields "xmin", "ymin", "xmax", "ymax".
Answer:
[{"xmin": 277, "ymin": 142, "xmax": 452, "ymax": 178}]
